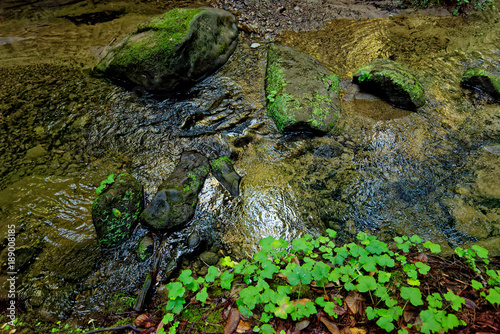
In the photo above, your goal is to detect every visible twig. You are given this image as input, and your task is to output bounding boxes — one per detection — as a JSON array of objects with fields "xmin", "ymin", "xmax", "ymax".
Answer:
[{"xmin": 83, "ymin": 324, "xmax": 141, "ymax": 333}]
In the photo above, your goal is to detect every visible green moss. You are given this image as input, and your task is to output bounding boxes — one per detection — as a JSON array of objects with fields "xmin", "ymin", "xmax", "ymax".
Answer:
[
  {"xmin": 211, "ymin": 156, "xmax": 231, "ymax": 171},
  {"xmin": 309, "ymin": 92, "xmax": 334, "ymax": 129},
  {"xmin": 463, "ymin": 68, "xmax": 500, "ymax": 93},
  {"xmin": 378, "ymin": 69, "xmax": 423, "ymax": 101},
  {"xmin": 182, "ymin": 172, "xmax": 200, "ymax": 192},
  {"xmin": 265, "ymin": 48, "xmax": 297, "ymax": 132},
  {"xmin": 108, "ymin": 293, "xmax": 135, "ymax": 313},
  {"xmin": 179, "ymin": 299, "xmax": 225, "ymax": 333},
  {"xmin": 323, "ymin": 73, "xmax": 341, "ymax": 94},
  {"xmin": 111, "ymin": 8, "xmax": 203, "ymax": 70}
]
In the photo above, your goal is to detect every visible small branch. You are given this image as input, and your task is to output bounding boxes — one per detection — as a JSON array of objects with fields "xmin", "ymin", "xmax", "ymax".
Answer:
[{"xmin": 83, "ymin": 324, "xmax": 141, "ymax": 333}]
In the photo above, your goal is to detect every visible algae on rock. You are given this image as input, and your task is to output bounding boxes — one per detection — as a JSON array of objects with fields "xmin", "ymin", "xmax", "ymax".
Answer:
[
  {"xmin": 95, "ymin": 8, "xmax": 239, "ymax": 93},
  {"xmin": 92, "ymin": 173, "xmax": 144, "ymax": 248},
  {"xmin": 265, "ymin": 44, "xmax": 341, "ymax": 134},
  {"xmin": 461, "ymin": 68, "xmax": 500, "ymax": 102},
  {"xmin": 353, "ymin": 58, "xmax": 425, "ymax": 110},
  {"xmin": 141, "ymin": 151, "xmax": 210, "ymax": 231}
]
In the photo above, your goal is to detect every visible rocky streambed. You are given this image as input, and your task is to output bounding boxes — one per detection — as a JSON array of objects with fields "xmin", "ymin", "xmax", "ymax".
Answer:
[{"xmin": 0, "ymin": 0, "xmax": 499, "ymax": 329}]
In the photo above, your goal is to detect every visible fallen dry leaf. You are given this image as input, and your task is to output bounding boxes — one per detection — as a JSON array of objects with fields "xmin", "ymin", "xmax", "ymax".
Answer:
[
  {"xmin": 135, "ymin": 314, "xmax": 159, "ymax": 328},
  {"xmin": 345, "ymin": 292, "xmax": 365, "ymax": 315},
  {"xmin": 295, "ymin": 319, "xmax": 310, "ymax": 331},
  {"xmin": 340, "ymin": 327, "xmax": 352, "ymax": 334},
  {"xmin": 236, "ymin": 320, "xmax": 252, "ymax": 333},
  {"xmin": 156, "ymin": 320, "xmax": 164, "ymax": 333},
  {"xmin": 291, "ymin": 298, "xmax": 312, "ymax": 306},
  {"xmin": 414, "ymin": 253, "xmax": 428, "ymax": 263},
  {"xmin": 349, "ymin": 327, "xmax": 366, "ymax": 334},
  {"xmin": 403, "ymin": 310, "xmax": 415, "ymax": 323},
  {"xmin": 224, "ymin": 308, "xmax": 241, "ymax": 334},
  {"xmin": 319, "ymin": 315, "xmax": 340, "ymax": 334},
  {"xmin": 464, "ymin": 298, "xmax": 478, "ymax": 309}
]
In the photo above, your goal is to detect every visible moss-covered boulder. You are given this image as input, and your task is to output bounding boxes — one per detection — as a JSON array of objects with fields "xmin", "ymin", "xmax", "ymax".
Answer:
[
  {"xmin": 353, "ymin": 59, "xmax": 425, "ymax": 110},
  {"xmin": 211, "ymin": 156, "xmax": 241, "ymax": 197},
  {"xmin": 461, "ymin": 68, "xmax": 500, "ymax": 102},
  {"xmin": 265, "ymin": 44, "xmax": 341, "ymax": 133},
  {"xmin": 141, "ymin": 151, "xmax": 210, "ymax": 231},
  {"xmin": 95, "ymin": 8, "xmax": 238, "ymax": 93},
  {"xmin": 92, "ymin": 173, "xmax": 144, "ymax": 248}
]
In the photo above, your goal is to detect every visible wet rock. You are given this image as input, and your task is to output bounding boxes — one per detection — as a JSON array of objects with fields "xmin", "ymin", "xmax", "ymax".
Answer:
[
  {"xmin": 461, "ymin": 68, "xmax": 500, "ymax": 102},
  {"xmin": 95, "ymin": 8, "xmax": 238, "ymax": 93},
  {"xmin": 141, "ymin": 151, "xmax": 210, "ymax": 231},
  {"xmin": 136, "ymin": 235, "xmax": 154, "ymax": 261},
  {"xmin": 28, "ymin": 238, "xmax": 100, "ymax": 282},
  {"xmin": 38, "ymin": 284, "xmax": 78, "ymax": 322},
  {"xmin": 14, "ymin": 240, "xmax": 43, "ymax": 271},
  {"xmin": 463, "ymin": 236, "xmax": 500, "ymax": 257},
  {"xmin": 187, "ymin": 230, "xmax": 202, "ymax": 250},
  {"xmin": 92, "ymin": 173, "xmax": 144, "ymax": 248},
  {"xmin": 211, "ymin": 156, "xmax": 241, "ymax": 197},
  {"xmin": 443, "ymin": 197, "xmax": 492, "ymax": 239},
  {"xmin": 473, "ymin": 148, "xmax": 500, "ymax": 207},
  {"xmin": 24, "ymin": 144, "xmax": 48, "ymax": 162},
  {"xmin": 353, "ymin": 59, "xmax": 425, "ymax": 110},
  {"xmin": 265, "ymin": 44, "xmax": 341, "ymax": 133},
  {"xmin": 200, "ymin": 251, "xmax": 219, "ymax": 266}
]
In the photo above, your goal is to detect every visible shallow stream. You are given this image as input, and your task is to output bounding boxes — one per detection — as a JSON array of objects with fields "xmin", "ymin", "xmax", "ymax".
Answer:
[{"xmin": 0, "ymin": 0, "xmax": 499, "ymax": 324}]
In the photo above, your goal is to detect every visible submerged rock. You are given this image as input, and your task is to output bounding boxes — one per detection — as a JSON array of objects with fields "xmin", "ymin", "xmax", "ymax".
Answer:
[
  {"xmin": 95, "ymin": 8, "xmax": 239, "ymax": 93},
  {"xmin": 265, "ymin": 44, "xmax": 341, "ymax": 133},
  {"xmin": 211, "ymin": 156, "xmax": 241, "ymax": 197},
  {"xmin": 92, "ymin": 173, "xmax": 144, "ymax": 248},
  {"xmin": 353, "ymin": 59, "xmax": 425, "ymax": 110},
  {"xmin": 141, "ymin": 151, "xmax": 210, "ymax": 231},
  {"xmin": 136, "ymin": 235, "xmax": 154, "ymax": 261},
  {"xmin": 461, "ymin": 68, "xmax": 500, "ymax": 102}
]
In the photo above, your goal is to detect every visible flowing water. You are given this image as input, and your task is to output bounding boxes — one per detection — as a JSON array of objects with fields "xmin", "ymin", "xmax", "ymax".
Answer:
[{"xmin": 0, "ymin": 0, "xmax": 499, "ymax": 324}]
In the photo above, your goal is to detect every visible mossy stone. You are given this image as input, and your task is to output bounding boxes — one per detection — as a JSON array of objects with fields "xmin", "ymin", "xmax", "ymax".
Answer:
[
  {"xmin": 353, "ymin": 58, "xmax": 425, "ymax": 110},
  {"xmin": 95, "ymin": 8, "xmax": 238, "ymax": 93},
  {"xmin": 265, "ymin": 44, "xmax": 341, "ymax": 134},
  {"xmin": 461, "ymin": 68, "xmax": 500, "ymax": 102},
  {"xmin": 92, "ymin": 173, "xmax": 144, "ymax": 248},
  {"xmin": 141, "ymin": 151, "xmax": 210, "ymax": 231},
  {"xmin": 211, "ymin": 156, "xmax": 241, "ymax": 197}
]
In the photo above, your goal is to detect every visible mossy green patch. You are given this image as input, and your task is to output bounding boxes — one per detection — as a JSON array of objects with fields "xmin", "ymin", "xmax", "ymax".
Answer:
[
  {"xmin": 265, "ymin": 48, "xmax": 297, "ymax": 132},
  {"xmin": 462, "ymin": 68, "xmax": 500, "ymax": 100},
  {"xmin": 265, "ymin": 45, "xmax": 341, "ymax": 133},
  {"xmin": 211, "ymin": 156, "xmax": 231, "ymax": 172},
  {"xmin": 110, "ymin": 8, "xmax": 203, "ymax": 71},
  {"xmin": 353, "ymin": 59, "xmax": 425, "ymax": 109}
]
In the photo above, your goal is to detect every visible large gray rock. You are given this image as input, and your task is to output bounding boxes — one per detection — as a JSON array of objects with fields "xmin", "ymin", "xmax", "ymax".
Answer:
[
  {"xmin": 265, "ymin": 44, "xmax": 342, "ymax": 133},
  {"xmin": 353, "ymin": 58, "xmax": 425, "ymax": 110},
  {"xmin": 141, "ymin": 151, "xmax": 210, "ymax": 231},
  {"xmin": 92, "ymin": 173, "xmax": 144, "ymax": 248},
  {"xmin": 95, "ymin": 8, "xmax": 238, "ymax": 93}
]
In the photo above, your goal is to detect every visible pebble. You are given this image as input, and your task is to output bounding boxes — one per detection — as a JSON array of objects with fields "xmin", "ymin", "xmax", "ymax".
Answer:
[{"xmin": 250, "ymin": 42, "xmax": 260, "ymax": 48}]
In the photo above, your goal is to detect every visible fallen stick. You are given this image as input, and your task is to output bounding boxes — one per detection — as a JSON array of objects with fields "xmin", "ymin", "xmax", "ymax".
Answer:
[{"xmin": 83, "ymin": 324, "xmax": 141, "ymax": 333}]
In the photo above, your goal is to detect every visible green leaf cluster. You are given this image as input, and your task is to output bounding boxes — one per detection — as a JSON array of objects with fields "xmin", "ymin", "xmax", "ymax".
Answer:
[{"xmin": 160, "ymin": 230, "xmax": 500, "ymax": 334}]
